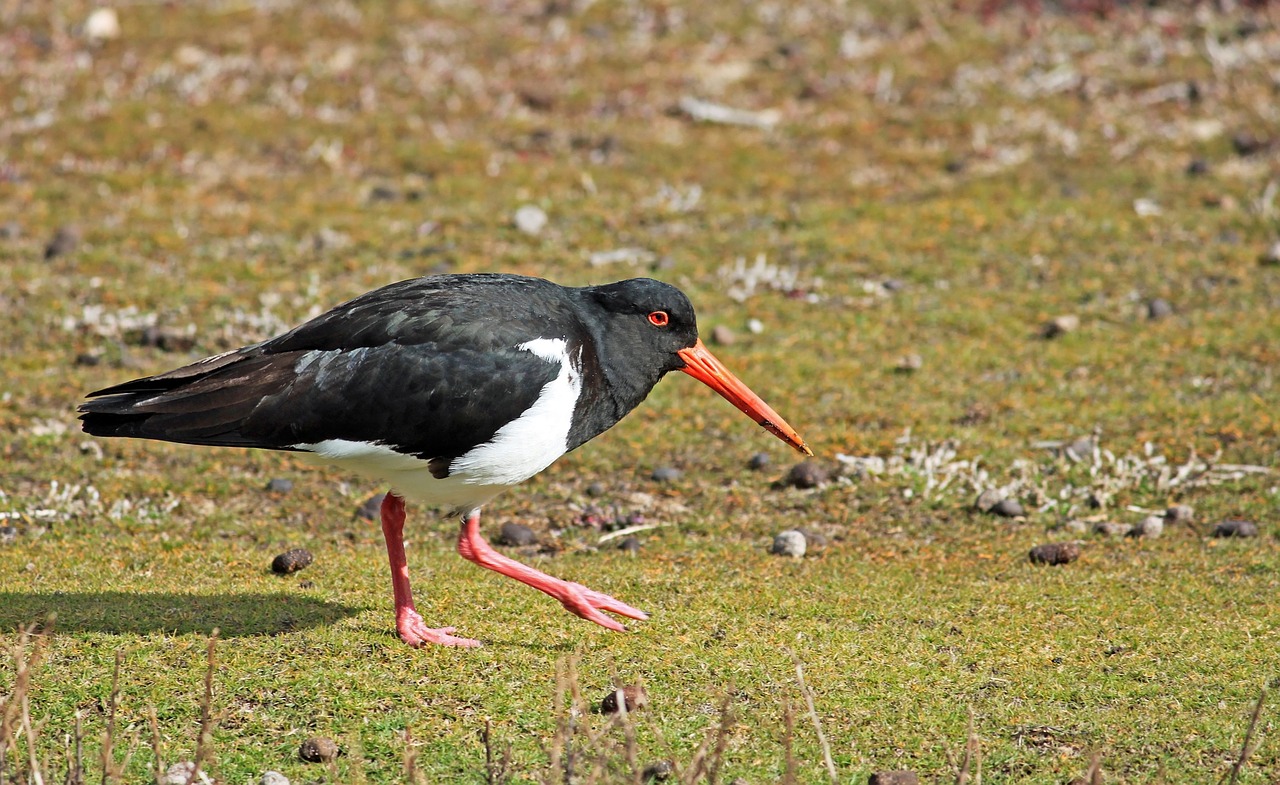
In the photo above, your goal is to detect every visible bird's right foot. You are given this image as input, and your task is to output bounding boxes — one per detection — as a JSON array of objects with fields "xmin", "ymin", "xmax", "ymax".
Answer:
[{"xmin": 396, "ymin": 608, "xmax": 481, "ymax": 648}]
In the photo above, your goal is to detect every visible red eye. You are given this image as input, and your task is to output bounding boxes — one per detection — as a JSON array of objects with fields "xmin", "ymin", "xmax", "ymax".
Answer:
[{"xmin": 647, "ymin": 311, "xmax": 669, "ymax": 327}]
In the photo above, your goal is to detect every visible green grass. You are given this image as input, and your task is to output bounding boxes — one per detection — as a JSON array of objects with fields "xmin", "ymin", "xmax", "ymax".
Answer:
[{"xmin": 3, "ymin": 1, "xmax": 1280, "ymax": 782}]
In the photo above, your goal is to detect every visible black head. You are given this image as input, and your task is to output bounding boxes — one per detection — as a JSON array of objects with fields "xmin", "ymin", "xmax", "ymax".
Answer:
[{"xmin": 581, "ymin": 278, "xmax": 700, "ymax": 376}]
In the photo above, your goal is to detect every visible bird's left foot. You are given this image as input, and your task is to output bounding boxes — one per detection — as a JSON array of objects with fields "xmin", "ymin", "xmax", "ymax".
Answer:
[
  {"xmin": 396, "ymin": 608, "xmax": 482, "ymax": 648},
  {"xmin": 558, "ymin": 582, "xmax": 649, "ymax": 632}
]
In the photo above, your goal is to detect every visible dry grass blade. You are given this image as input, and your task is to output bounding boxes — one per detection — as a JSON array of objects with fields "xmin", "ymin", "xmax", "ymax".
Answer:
[
  {"xmin": 148, "ymin": 709, "xmax": 162, "ymax": 785},
  {"xmin": 2, "ymin": 623, "xmax": 51, "ymax": 785},
  {"xmin": 789, "ymin": 650, "xmax": 837, "ymax": 785},
  {"xmin": 955, "ymin": 708, "xmax": 981, "ymax": 785},
  {"xmin": 98, "ymin": 651, "xmax": 121, "ymax": 785},
  {"xmin": 403, "ymin": 728, "xmax": 418, "ymax": 785},
  {"xmin": 480, "ymin": 720, "xmax": 512, "ymax": 785},
  {"xmin": 681, "ymin": 695, "xmax": 732, "ymax": 785},
  {"xmin": 781, "ymin": 696, "xmax": 796, "ymax": 785},
  {"xmin": 187, "ymin": 631, "xmax": 219, "ymax": 785},
  {"xmin": 1225, "ymin": 684, "xmax": 1267, "ymax": 785}
]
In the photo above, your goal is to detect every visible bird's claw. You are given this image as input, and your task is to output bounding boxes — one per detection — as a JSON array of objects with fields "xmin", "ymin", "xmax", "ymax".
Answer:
[
  {"xmin": 560, "ymin": 582, "xmax": 649, "ymax": 632},
  {"xmin": 396, "ymin": 608, "xmax": 482, "ymax": 648}
]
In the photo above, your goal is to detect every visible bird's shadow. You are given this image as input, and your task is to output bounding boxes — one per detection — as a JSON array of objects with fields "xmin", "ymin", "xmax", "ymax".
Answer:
[{"xmin": 0, "ymin": 591, "xmax": 361, "ymax": 638}]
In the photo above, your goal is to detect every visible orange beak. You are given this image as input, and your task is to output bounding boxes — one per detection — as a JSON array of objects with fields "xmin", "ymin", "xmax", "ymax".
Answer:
[{"xmin": 677, "ymin": 339, "xmax": 812, "ymax": 456}]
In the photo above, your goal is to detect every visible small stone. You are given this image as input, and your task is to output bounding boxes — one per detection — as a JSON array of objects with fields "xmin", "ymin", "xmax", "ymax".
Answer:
[
  {"xmin": 991, "ymin": 498, "xmax": 1024, "ymax": 518},
  {"xmin": 1064, "ymin": 437, "xmax": 1096, "ymax": 461},
  {"xmin": 297, "ymin": 580, "xmax": 314, "ymax": 590},
  {"xmin": 1040, "ymin": 314, "xmax": 1079, "ymax": 339},
  {"xmin": 770, "ymin": 530, "xmax": 806, "ymax": 558},
  {"xmin": 299, "ymin": 736, "xmax": 339, "ymax": 763},
  {"xmin": 497, "ymin": 522, "xmax": 537, "ymax": 546},
  {"xmin": 265, "ymin": 478, "xmax": 294, "ymax": 493},
  {"xmin": 1129, "ymin": 515, "xmax": 1164, "ymax": 538},
  {"xmin": 795, "ymin": 527, "xmax": 828, "ymax": 547},
  {"xmin": 1057, "ymin": 519, "xmax": 1089, "ymax": 535},
  {"xmin": 355, "ymin": 492, "xmax": 386, "ymax": 520},
  {"xmin": 260, "ymin": 772, "xmax": 290, "ymax": 785},
  {"xmin": 974, "ymin": 489, "xmax": 1003, "ymax": 513},
  {"xmin": 1185, "ymin": 158, "xmax": 1209, "ymax": 177},
  {"xmin": 1214, "ymin": 519, "xmax": 1258, "ymax": 538},
  {"xmin": 366, "ymin": 184, "xmax": 399, "ymax": 202},
  {"xmin": 893, "ymin": 352, "xmax": 923, "ymax": 373},
  {"xmin": 784, "ymin": 461, "xmax": 827, "ymax": 489},
  {"xmin": 74, "ymin": 352, "xmax": 102, "ymax": 366},
  {"xmin": 514, "ymin": 204, "xmax": 548, "ymax": 236},
  {"xmin": 1232, "ymin": 131, "xmax": 1269, "ymax": 157},
  {"xmin": 0, "ymin": 222, "xmax": 20, "ymax": 240},
  {"xmin": 1259, "ymin": 241, "xmax": 1280, "ymax": 266},
  {"xmin": 710, "ymin": 325, "xmax": 737, "ymax": 346},
  {"xmin": 881, "ymin": 278, "xmax": 907, "ymax": 292},
  {"xmin": 44, "ymin": 225, "xmax": 80, "ymax": 260},
  {"xmin": 599, "ymin": 685, "xmax": 647, "ymax": 714},
  {"xmin": 271, "ymin": 548, "xmax": 313, "ymax": 575},
  {"xmin": 1165, "ymin": 504, "xmax": 1194, "ymax": 524},
  {"xmin": 1029, "ymin": 542, "xmax": 1080, "ymax": 566},
  {"xmin": 617, "ymin": 536, "xmax": 641, "ymax": 553},
  {"xmin": 1093, "ymin": 521, "xmax": 1132, "ymax": 537},
  {"xmin": 651, "ymin": 466, "xmax": 681, "ymax": 483},
  {"xmin": 747, "ymin": 452, "xmax": 770, "ymax": 471},
  {"xmin": 0, "ymin": 526, "xmax": 17, "ymax": 545},
  {"xmin": 586, "ymin": 481, "xmax": 606, "ymax": 497},
  {"xmin": 1147, "ymin": 298, "xmax": 1174, "ymax": 320},
  {"xmin": 160, "ymin": 762, "xmax": 211, "ymax": 785},
  {"xmin": 868, "ymin": 772, "xmax": 921, "ymax": 785},
  {"xmin": 84, "ymin": 8, "xmax": 121, "ymax": 41},
  {"xmin": 642, "ymin": 760, "xmax": 673, "ymax": 782},
  {"xmin": 746, "ymin": 318, "xmax": 764, "ymax": 334}
]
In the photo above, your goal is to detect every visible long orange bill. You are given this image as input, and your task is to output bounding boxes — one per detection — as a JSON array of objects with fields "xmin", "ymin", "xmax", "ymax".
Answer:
[{"xmin": 677, "ymin": 339, "xmax": 813, "ymax": 456}]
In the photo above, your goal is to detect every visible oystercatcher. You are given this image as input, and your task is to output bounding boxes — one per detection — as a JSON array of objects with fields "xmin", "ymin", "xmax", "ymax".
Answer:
[{"xmin": 80, "ymin": 273, "xmax": 811, "ymax": 647}]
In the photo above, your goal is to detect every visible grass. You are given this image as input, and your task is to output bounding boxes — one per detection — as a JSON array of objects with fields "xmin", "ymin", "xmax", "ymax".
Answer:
[{"xmin": 3, "ymin": 0, "xmax": 1280, "ymax": 781}]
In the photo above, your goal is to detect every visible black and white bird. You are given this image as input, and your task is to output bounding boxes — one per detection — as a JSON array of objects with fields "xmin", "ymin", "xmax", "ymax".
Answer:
[{"xmin": 80, "ymin": 273, "xmax": 810, "ymax": 647}]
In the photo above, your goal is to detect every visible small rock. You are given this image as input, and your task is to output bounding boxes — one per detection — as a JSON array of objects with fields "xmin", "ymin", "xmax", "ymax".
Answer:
[
  {"xmin": 746, "ymin": 318, "xmax": 764, "ymax": 334},
  {"xmin": 260, "ymin": 772, "xmax": 290, "ymax": 785},
  {"xmin": 265, "ymin": 478, "xmax": 294, "ymax": 493},
  {"xmin": 271, "ymin": 548, "xmax": 313, "ymax": 575},
  {"xmin": 747, "ymin": 452, "xmax": 770, "ymax": 471},
  {"xmin": 1029, "ymin": 542, "xmax": 1081, "ymax": 566},
  {"xmin": 784, "ymin": 461, "xmax": 827, "ymax": 489},
  {"xmin": 1146, "ymin": 298, "xmax": 1174, "ymax": 320},
  {"xmin": 586, "ymin": 481, "xmax": 606, "ymax": 497},
  {"xmin": 617, "ymin": 536, "xmax": 641, "ymax": 553},
  {"xmin": 497, "ymin": 522, "xmax": 537, "ymax": 547},
  {"xmin": 1057, "ymin": 519, "xmax": 1089, "ymax": 535},
  {"xmin": 893, "ymin": 352, "xmax": 923, "ymax": 373},
  {"xmin": 1133, "ymin": 198, "xmax": 1162, "ymax": 217},
  {"xmin": 991, "ymin": 498, "xmax": 1024, "ymax": 518},
  {"xmin": 642, "ymin": 760, "xmax": 673, "ymax": 782},
  {"xmin": 599, "ymin": 685, "xmax": 648, "ymax": 714},
  {"xmin": 1040, "ymin": 314, "xmax": 1079, "ymax": 339},
  {"xmin": 1093, "ymin": 521, "xmax": 1132, "ymax": 537},
  {"xmin": 0, "ymin": 222, "xmax": 20, "ymax": 240},
  {"xmin": 74, "ymin": 352, "xmax": 102, "ymax": 366},
  {"xmin": 1185, "ymin": 158, "xmax": 1209, "ymax": 177},
  {"xmin": 0, "ymin": 526, "xmax": 18, "ymax": 545},
  {"xmin": 770, "ymin": 530, "xmax": 806, "ymax": 558},
  {"xmin": 1214, "ymin": 519, "xmax": 1258, "ymax": 538},
  {"xmin": 297, "ymin": 580, "xmax": 314, "ymax": 590},
  {"xmin": 84, "ymin": 8, "xmax": 121, "ymax": 41},
  {"xmin": 1165, "ymin": 504, "xmax": 1194, "ymax": 524},
  {"xmin": 1259, "ymin": 241, "xmax": 1280, "ymax": 266},
  {"xmin": 795, "ymin": 527, "xmax": 828, "ymax": 547},
  {"xmin": 651, "ymin": 466, "xmax": 681, "ymax": 483},
  {"xmin": 974, "ymin": 489, "xmax": 1003, "ymax": 513},
  {"xmin": 355, "ymin": 492, "xmax": 386, "ymax": 520},
  {"xmin": 1064, "ymin": 437, "xmax": 1096, "ymax": 461},
  {"xmin": 1129, "ymin": 515, "xmax": 1164, "ymax": 538},
  {"xmin": 44, "ymin": 225, "xmax": 80, "ymax": 260},
  {"xmin": 710, "ymin": 325, "xmax": 737, "ymax": 346},
  {"xmin": 299, "ymin": 736, "xmax": 339, "ymax": 763},
  {"xmin": 514, "ymin": 204, "xmax": 548, "ymax": 236},
  {"xmin": 868, "ymin": 772, "xmax": 921, "ymax": 785},
  {"xmin": 366, "ymin": 184, "xmax": 399, "ymax": 202},
  {"xmin": 160, "ymin": 762, "xmax": 211, "ymax": 785},
  {"xmin": 881, "ymin": 278, "xmax": 907, "ymax": 292},
  {"xmin": 1232, "ymin": 131, "xmax": 1269, "ymax": 157}
]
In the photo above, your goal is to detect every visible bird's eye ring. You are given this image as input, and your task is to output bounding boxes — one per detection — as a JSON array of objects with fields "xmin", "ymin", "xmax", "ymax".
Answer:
[{"xmin": 647, "ymin": 311, "xmax": 669, "ymax": 327}]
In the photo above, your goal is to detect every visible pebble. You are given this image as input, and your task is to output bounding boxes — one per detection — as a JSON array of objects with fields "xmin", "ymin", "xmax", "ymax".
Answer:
[
  {"xmin": 497, "ymin": 522, "xmax": 537, "ymax": 546},
  {"xmin": 585, "ymin": 481, "xmax": 606, "ymax": 497},
  {"xmin": 260, "ymin": 773, "xmax": 290, "ymax": 785},
  {"xmin": 355, "ymin": 493, "xmax": 386, "ymax": 520},
  {"xmin": 1057, "ymin": 519, "xmax": 1089, "ymax": 534},
  {"xmin": 869, "ymin": 772, "xmax": 921, "ymax": 785},
  {"xmin": 746, "ymin": 318, "xmax": 764, "ymax": 334},
  {"xmin": 1093, "ymin": 521, "xmax": 1132, "ymax": 537},
  {"xmin": 784, "ymin": 461, "xmax": 826, "ymax": 489},
  {"xmin": 514, "ymin": 204, "xmax": 548, "ymax": 236},
  {"xmin": 1147, "ymin": 298, "xmax": 1174, "ymax": 320},
  {"xmin": 84, "ymin": 8, "xmax": 121, "ymax": 41},
  {"xmin": 1129, "ymin": 515, "xmax": 1164, "ymax": 538},
  {"xmin": 1232, "ymin": 131, "xmax": 1269, "ymax": 157},
  {"xmin": 1029, "ymin": 542, "xmax": 1080, "ymax": 565},
  {"xmin": 271, "ymin": 548, "xmax": 313, "ymax": 575},
  {"xmin": 710, "ymin": 325, "xmax": 737, "ymax": 346},
  {"xmin": 265, "ymin": 478, "xmax": 294, "ymax": 493},
  {"xmin": 1214, "ymin": 519, "xmax": 1258, "ymax": 538},
  {"xmin": 1040, "ymin": 314, "xmax": 1079, "ymax": 339},
  {"xmin": 991, "ymin": 498, "xmax": 1024, "ymax": 518},
  {"xmin": 599, "ymin": 685, "xmax": 648, "ymax": 714},
  {"xmin": 1185, "ymin": 158, "xmax": 1209, "ymax": 177},
  {"xmin": 299, "ymin": 736, "xmax": 339, "ymax": 763},
  {"xmin": 1063, "ymin": 437, "xmax": 1096, "ymax": 461},
  {"xmin": 642, "ymin": 761, "xmax": 673, "ymax": 782},
  {"xmin": 1165, "ymin": 504, "xmax": 1194, "ymax": 524},
  {"xmin": 366, "ymin": 184, "xmax": 399, "ymax": 202},
  {"xmin": 159, "ymin": 762, "xmax": 211, "ymax": 785},
  {"xmin": 0, "ymin": 221, "xmax": 20, "ymax": 240},
  {"xmin": 651, "ymin": 466, "xmax": 681, "ymax": 483},
  {"xmin": 974, "ymin": 489, "xmax": 1003, "ymax": 513},
  {"xmin": 894, "ymin": 352, "xmax": 923, "ymax": 373},
  {"xmin": 770, "ymin": 530, "xmax": 806, "ymax": 558},
  {"xmin": 44, "ymin": 225, "xmax": 81, "ymax": 260},
  {"xmin": 617, "ymin": 536, "xmax": 642, "ymax": 553},
  {"xmin": 748, "ymin": 452, "xmax": 770, "ymax": 471},
  {"xmin": 0, "ymin": 526, "xmax": 17, "ymax": 545},
  {"xmin": 1259, "ymin": 241, "xmax": 1280, "ymax": 266},
  {"xmin": 796, "ymin": 527, "xmax": 828, "ymax": 548}
]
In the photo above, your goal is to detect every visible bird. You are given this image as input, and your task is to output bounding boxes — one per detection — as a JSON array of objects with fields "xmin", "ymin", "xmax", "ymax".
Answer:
[{"xmin": 79, "ymin": 273, "xmax": 811, "ymax": 647}]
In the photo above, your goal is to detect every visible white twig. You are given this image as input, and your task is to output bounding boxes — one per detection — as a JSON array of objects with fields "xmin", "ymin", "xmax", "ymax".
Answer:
[{"xmin": 597, "ymin": 523, "xmax": 669, "ymax": 544}]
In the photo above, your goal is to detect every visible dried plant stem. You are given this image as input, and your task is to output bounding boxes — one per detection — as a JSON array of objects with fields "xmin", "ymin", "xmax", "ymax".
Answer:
[
  {"xmin": 956, "ymin": 708, "xmax": 981, "ymax": 785},
  {"xmin": 99, "ymin": 651, "xmax": 122, "ymax": 785},
  {"xmin": 148, "ymin": 709, "xmax": 162, "ymax": 785},
  {"xmin": 790, "ymin": 651, "xmax": 837, "ymax": 785},
  {"xmin": 188, "ymin": 631, "xmax": 219, "ymax": 785},
  {"xmin": 1226, "ymin": 685, "xmax": 1267, "ymax": 785},
  {"xmin": 781, "ymin": 696, "xmax": 796, "ymax": 785}
]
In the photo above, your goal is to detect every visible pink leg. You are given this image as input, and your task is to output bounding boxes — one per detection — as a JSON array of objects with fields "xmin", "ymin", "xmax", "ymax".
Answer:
[
  {"xmin": 456, "ymin": 510, "xmax": 648, "ymax": 632},
  {"xmin": 380, "ymin": 493, "xmax": 481, "ymax": 648}
]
